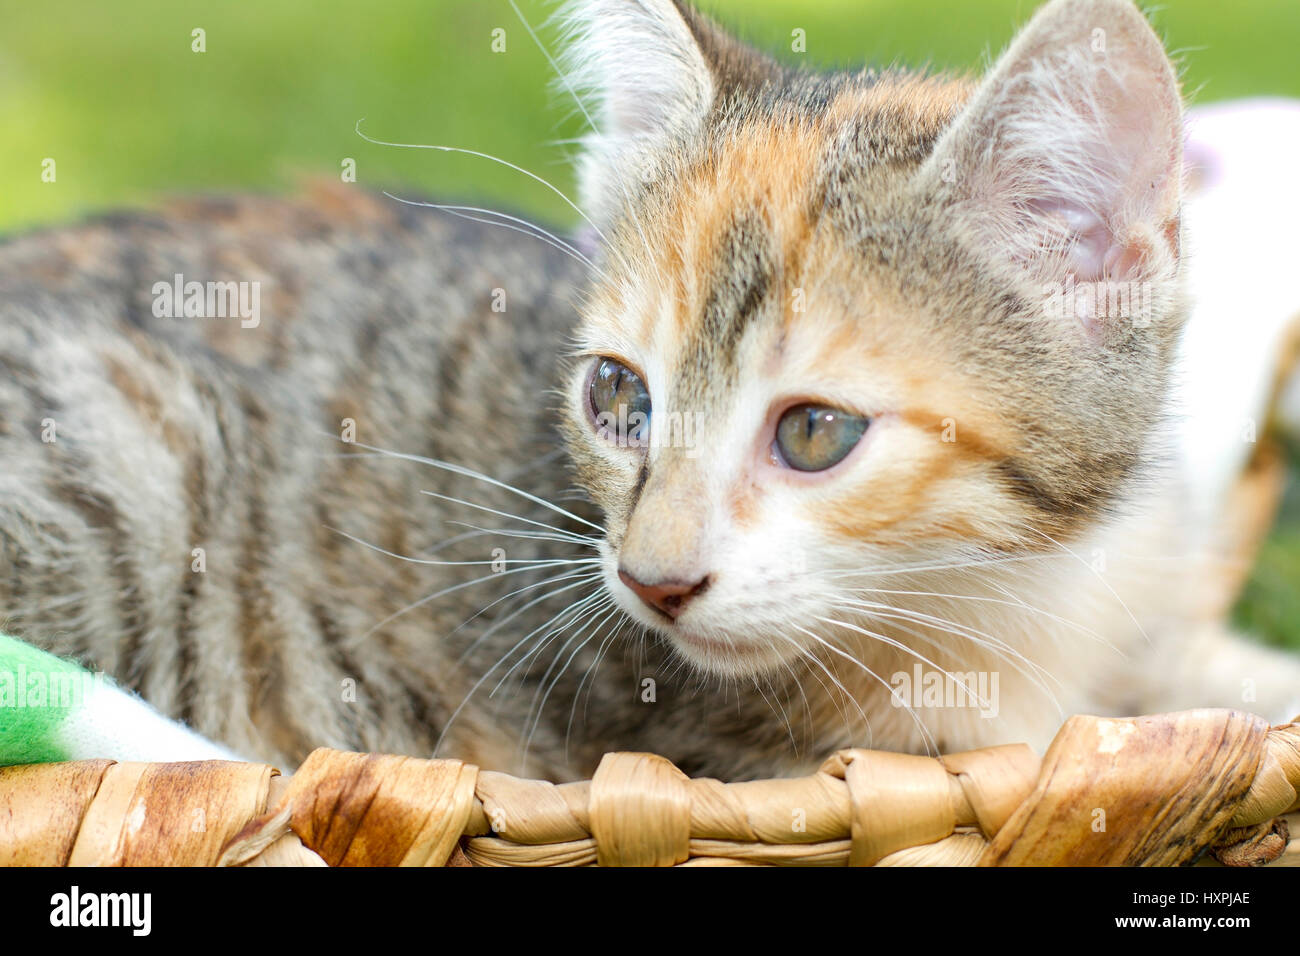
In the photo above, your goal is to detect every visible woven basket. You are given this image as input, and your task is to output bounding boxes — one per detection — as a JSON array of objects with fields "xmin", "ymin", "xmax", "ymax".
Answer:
[{"xmin": 2, "ymin": 708, "xmax": 1296, "ymax": 866}]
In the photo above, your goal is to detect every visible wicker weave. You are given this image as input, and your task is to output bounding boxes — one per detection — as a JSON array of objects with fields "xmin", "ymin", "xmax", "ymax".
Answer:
[{"xmin": 1, "ymin": 708, "xmax": 1297, "ymax": 866}]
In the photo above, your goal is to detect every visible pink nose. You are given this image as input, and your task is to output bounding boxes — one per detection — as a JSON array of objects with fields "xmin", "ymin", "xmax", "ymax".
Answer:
[{"xmin": 618, "ymin": 569, "xmax": 710, "ymax": 619}]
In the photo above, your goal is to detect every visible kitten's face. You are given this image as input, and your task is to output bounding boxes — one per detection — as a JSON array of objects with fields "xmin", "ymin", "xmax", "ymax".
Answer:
[{"xmin": 559, "ymin": 0, "xmax": 1185, "ymax": 679}]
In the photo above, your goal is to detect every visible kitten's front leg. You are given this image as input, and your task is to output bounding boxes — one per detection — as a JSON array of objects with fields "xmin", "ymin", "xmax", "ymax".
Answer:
[{"xmin": 1136, "ymin": 624, "xmax": 1300, "ymax": 725}]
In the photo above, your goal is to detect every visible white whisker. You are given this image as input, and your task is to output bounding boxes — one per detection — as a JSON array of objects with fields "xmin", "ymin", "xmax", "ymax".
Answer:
[
  {"xmin": 422, "ymin": 489, "xmax": 599, "ymax": 546},
  {"xmin": 354, "ymin": 560, "xmax": 595, "ymax": 648},
  {"xmin": 844, "ymin": 585, "xmax": 1105, "ymax": 644},
  {"xmin": 522, "ymin": 600, "xmax": 622, "ymax": 763},
  {"xmin": 1028, "ymin": 527, "xmax": 1151, "ymax": 645},
  {"xmin": 453, "ymin": 572, "xmax": 604, "ymax": 667},
  {"xmin": 774, "ymin": 632, "xmax": 874, "ymax": 744},
  {"xmin": 790, "ymin": 623, "xmax": 937, "ymax": 754},
  {"xmin": 434, "ymin": 582, "xmax": 606, "ymax": 756},
  {"xmin": 326, "ymin": 523, "xmax": 592, "ymax": 569},
  {"xmin": 814, "ymin": 615, "xmax": 994, "ymax": 713},
  {"xmin": 381, "ymin": 194, "xmax": 607, "ymax": 278},
  {"xmin": 354, "ymin": 118, "xmax": 607, "ymax": 241},
  {"xmin": 336, "ymin": 440, "xmax": 605, "ymax": 531}
]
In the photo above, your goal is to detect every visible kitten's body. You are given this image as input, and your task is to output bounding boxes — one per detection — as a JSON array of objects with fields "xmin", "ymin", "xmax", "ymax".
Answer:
[
  {"xmin": 0, "ymin": 188, "xmax": 594, "ymax": 775},
  {"xmin": 2, "ymin": 0, "xmax": 1298, "ymax": 780}
]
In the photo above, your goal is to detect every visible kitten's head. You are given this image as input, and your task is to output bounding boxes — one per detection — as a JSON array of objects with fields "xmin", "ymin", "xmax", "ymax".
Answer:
[{"xmin": 558, "ymin": 0, "xmax": 1186, "ymax": 677}]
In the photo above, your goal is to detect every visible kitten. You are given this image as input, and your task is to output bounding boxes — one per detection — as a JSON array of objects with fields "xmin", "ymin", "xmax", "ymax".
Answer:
[{"xmin": 1, "ymin": 0, "xmax": 1297, "ymax": 781}]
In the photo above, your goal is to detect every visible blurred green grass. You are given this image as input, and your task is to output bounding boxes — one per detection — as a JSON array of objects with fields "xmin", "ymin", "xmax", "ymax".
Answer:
[
  {"xmin": 5, "ymin": 0, "xmax": 1300, "ymax": 232},
  {"xmin": 1232, "ymin": 436, "xmax": 1300, "ymax": 650},
  {"xmin": 1, "ymin": 0, "xmax": 1297, "ymax": 648}
]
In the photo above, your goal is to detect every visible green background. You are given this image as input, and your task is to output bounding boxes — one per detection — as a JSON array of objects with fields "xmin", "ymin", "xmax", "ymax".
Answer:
[{"xmin": 2, "ymin": 0, "xmax": 1297, "ymax": 647}]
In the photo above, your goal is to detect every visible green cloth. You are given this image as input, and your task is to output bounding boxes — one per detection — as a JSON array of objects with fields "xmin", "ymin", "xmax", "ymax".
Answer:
[
  {"xmin": 0, "ymin": 632, "xmax": 239, "ymax": 766},
  {"xmin": 0, "ymin": 632, "xmax": 84, "ymax": 763}
]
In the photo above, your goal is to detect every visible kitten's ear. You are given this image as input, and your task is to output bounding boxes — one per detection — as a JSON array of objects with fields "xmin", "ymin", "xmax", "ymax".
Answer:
[
  {"xmin": 924, "ymin": 0, "xmax": 1183, "ymax": 289},
  {"xmin": 559, "ymin": 0, "xmax": 715, "ymax": 227}
]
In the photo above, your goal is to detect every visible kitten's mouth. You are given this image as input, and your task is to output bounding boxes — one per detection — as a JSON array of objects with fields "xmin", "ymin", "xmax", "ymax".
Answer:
[
  {"xmin": 606, "ymin": 564, "xmax": 793, "ymax": 675},
  {"xmin": 673, "ymin": 629, "xmax": 763, "ymax": 655},
  {"xmin": 667, "ymin": 626, "xmax": 792, "ymax": 676},
  {"xmin": 638, "ymin": 609, "xmax": 793, "ymax": 673}
]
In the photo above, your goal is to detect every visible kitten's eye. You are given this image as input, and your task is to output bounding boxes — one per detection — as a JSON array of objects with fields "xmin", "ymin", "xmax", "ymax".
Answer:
[
  {"xmin": 774, "ymin": 404, "xmax": 869, "ymax": 472},
  {"xmin": 588, "ymin": 358, "xmax": 652, "ymax": 446}
]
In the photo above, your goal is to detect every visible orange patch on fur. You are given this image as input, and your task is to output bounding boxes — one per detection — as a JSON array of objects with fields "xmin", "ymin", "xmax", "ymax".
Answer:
[{"xmin": 729, "ymin": 479, "xmax": 761, "ymax": 529}]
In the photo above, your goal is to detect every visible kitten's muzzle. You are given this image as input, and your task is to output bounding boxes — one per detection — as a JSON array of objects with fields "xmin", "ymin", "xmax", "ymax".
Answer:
[{"xmin": 617, "ymin": 569, "xmax": 711, "ymax": 620}]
